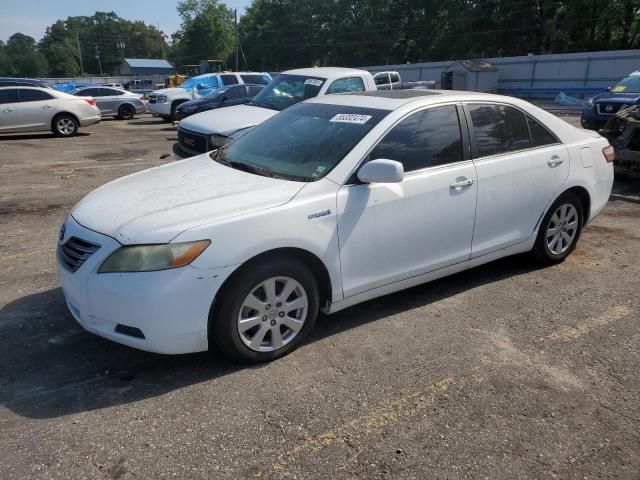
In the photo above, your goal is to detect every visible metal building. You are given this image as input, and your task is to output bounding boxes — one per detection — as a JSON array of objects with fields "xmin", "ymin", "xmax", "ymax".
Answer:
[
  {"xmin": 120, "ymin": 58, "xmax": 175, "ymax": 76},
  {"xmin": 441, "ymin": 60, "xmax": 499, "ymax": 92}
]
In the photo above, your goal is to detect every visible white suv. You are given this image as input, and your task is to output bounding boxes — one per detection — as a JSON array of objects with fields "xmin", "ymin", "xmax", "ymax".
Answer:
[
  {"xmin": 57, "ymin": 90, "xmax": 613, "ymax": 362},
  {"xmin": 148, "ymin": 72, "xmax": 271, "ymax": 121}
]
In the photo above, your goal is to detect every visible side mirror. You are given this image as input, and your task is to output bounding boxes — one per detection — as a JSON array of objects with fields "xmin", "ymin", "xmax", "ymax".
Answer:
[{"xmin": 357, "ymin": 159, "xmax": 404, "ymax": 184}]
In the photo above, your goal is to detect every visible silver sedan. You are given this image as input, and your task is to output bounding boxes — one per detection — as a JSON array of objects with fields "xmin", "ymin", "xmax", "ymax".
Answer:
[{"xmin": 71, "ymin": 86, "xmax": 147, "ymax": 120}]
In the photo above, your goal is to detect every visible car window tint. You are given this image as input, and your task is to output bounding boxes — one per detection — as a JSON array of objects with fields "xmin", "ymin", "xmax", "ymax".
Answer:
[
  {"xmin": 79, "ymin": 88, "xmax": 101, "ymax": 97},
  {"xmin": 369, "ymin": 105, "xmax": 463, "ymax": 172},
  {"xmin": 0, "ymin": 89, "xmax": 19, "ymax": 103},
  {"xmin": 469, "ymin": 104, "xmax": 531, "ymax": 157},
  {"xmin": 374, "ymin": 74, "xmax": 389, "ymax": 86},
  {"xmin": 220, "ymin": 74, "xmax": 239, "ymax": 85},
  {"xmin": 527, "ymin": 114, "xmax": 558, "ymax": 147},
  {"xmin": 326, "ymin": 77, "xmax": 365, "ymax": 94},
  {"xmin": 248, "ymin": 85, "xmax": 263, "ymax": 97},
  {"xmin": 240, "ymin": 74, "xmax": 269, "ymax": 85},
  {"xmin": 100, "ymin": 88, "xmax": 121, "ymax": 96},
  {"xmin": 0, "ymin": 81, "xmax": 18, "ymax": 87},
  {"xmin": 390, "ymin": 73, "xmax": 400, "ymax": 83},
  {"xmin": 225, "ymin": 85, "xmax": 243, "ymax": 99},
  {"xmin": 18, "ymin": 89, "xmax": 53, "ymax": 102}
]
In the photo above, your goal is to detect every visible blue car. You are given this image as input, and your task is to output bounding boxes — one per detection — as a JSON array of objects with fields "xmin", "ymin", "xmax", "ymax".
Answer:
[{"xmin": 582, "ymin": 72, "xmax": 640, "ymax": 129}]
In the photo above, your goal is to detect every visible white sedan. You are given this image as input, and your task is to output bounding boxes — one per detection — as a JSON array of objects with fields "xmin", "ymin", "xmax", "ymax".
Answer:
[
  {"xmin": 56, "ymin": 90, "xmax": 614, "ymax": 362},
  {"xmin": 0, "ymin": 86, "xmax": 101, "ymax": 136}
]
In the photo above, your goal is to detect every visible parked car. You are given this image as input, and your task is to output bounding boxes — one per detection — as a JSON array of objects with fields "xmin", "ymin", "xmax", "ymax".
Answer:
[
  {"xmin": 0, "ymin": 77, "xmax": 51, "ymax": 89},
  {"xmin": 582, "ymin": 71, "xmax": 640, "ymax": 129},
  {"xmin": 177, "ymin": 67, "xmax": 377, "ymax": 156},
  {"xmin": 71, "ymin": 86, "xmax": 146, "ymax": 120},
  {"xmin": 373, "ymin": 71, "xmax": 436, "ymax": 90},
  {"xmin": 51, "ymin": 82, "xmax": 98, "ymax": 93},
  {"xmin": 56, "ymin": 90, "xmax": 614, "ymax": 362},
  {"xmin": 148, "ymin": 71, "xmax": 272, "ymax": 121},
  {"xmin": 175, "ymin": 84, "xmax": 264, "ymax": 121},
  {"xmin": 0, "ymin": 86, "xmax": 100, "ymax": 136},
  {"xmin": 123, "ymin": 79, "xmax": 154, "ymax": 92},
  {"xmin": 103, "ymin": 82, "xmax": 124, "ymax": 89}
]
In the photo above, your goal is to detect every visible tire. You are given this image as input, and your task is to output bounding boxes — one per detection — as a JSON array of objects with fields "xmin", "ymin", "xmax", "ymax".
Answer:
[
  {"xmin": 210, "ymin": 256, "xmax": 320, "ymax": 363},
  {"xmin": 170, "ymin": 101, "xmax": 185, "ymax": 121},
  {"xmin": 117, "ymin": 104, "xmax": 135, "ymax": 120},
  {"xmin": 52, "ymin": 114, "xmax": 79, "ymax": 137},
  {"xmin": 532, "ymin": 191, "xmax": 584, "ymax": 264}
]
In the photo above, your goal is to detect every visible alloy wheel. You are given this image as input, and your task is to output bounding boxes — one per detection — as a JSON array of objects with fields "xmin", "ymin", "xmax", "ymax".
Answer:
[
  {"xmin": 57, "ymin": 118, "xmax": 76, "ymax": 135},
  {"xmin": 546, "ymin": 203, "xmax": 579, "ymax": 255},
  {"xmin": 237, "ymin": 276, "xmax": 308, "ymax": 352}
]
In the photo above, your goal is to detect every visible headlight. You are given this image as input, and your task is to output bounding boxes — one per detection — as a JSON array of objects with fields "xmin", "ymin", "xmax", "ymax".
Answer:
[
  {"xmin": 99, "ymin": 240, "xmax": 210, "ymax": 273},
  {"xmin": 157, "ymin": 95, "xmax": 168, "ymax": 103},
  {"xmin": 586, "ymin": 97, "xmax": 594, "ymax": 107},
  {"xmin": 209, "ymin": 134, "xmax": 229, "ymax": 148}
]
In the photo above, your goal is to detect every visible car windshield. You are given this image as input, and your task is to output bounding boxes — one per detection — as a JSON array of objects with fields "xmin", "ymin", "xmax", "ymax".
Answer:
[
  {"xmin": 612, "ymin": 74, "xmax": 640, "ymax": 93},
  {"xmin": 211, "ymin": 102, "xmax": 389, "ymax": 182},
  {"xmin": 252, "ymin": 74, "xmax": 326, "ymax": 111}
]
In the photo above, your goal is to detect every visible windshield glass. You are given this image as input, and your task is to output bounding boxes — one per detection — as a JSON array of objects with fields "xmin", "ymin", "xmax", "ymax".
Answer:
[
  {"xmin": 253, "ymin": 74, "xmax": 326, "ymax": 111},
  {"xmin": 612, "ymin": 74, "xmax": 640, "ymax": 93},
  {"xmin": 211, "ymin": 103, "xmax": 389, "ymax": 181}
]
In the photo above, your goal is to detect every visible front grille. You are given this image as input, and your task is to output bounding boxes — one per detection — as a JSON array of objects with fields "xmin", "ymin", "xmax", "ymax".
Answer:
[
  {"xmin": 597, "ymin": 103, "xmax": 622, "ymax": 115},
  {"xmin": 178, "ymin": 128, "xmax": 208, "ymax": 153},
  {"xmin": 58, "ymin": 237, "xmax": 100, "ymax": 272}
]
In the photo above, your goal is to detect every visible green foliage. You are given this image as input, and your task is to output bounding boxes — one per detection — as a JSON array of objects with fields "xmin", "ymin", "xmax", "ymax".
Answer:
[
  {"xmin": 3, "ymin": 33, "xmax": 48, "ymax": 76},
  {"xmin": 170, "ymin": 0, "xmax": 236, "ymax": 68},
  {"xmin": 239, "ymin": 0, "xmax": 640, "ymax": 70}
]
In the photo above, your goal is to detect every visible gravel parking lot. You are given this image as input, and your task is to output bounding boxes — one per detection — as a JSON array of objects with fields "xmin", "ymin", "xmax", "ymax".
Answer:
[{"xmin": 1, "ymin": 113, "xmax": 639, "ymax": 479}]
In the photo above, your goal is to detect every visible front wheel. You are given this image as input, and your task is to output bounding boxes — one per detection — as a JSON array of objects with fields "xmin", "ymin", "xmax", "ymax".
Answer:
[
  {"xmin": 52, "ymin": 114, "xmax": 79, "ymax": 137},
  {"xmin": 532, "ymin": 191, "xmax": 584, "ymax": 264},
  {"xmin": 117, "ymin": 104, "xmax": 135, "ymax": 120},
  {"xmin": 210, "ymin": 257, "xmax": 319, "ymax": 362}
]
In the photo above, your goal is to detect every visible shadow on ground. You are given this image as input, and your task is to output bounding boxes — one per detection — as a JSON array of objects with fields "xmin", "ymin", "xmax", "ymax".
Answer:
[
  {"xmin": 0, "ymin": 132, "xmax": 90, "ymax": 140},
  {"xmin": 0, "ymin": 254, "xmax": 541, "ymax": 420}
]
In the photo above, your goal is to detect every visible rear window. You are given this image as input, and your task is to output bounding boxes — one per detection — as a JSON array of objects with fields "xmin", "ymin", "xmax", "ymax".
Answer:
[
  {"xmin": 326, "ymin": 77, "xmax": 365, "ymax": 94},
  {"xmin": 19, "ymin": 89, "xmax": 54, "ymax": 102},
  {"xmin": 527, "ymin": 115, "xmax": 559, "ymax": 147},
  {"xmin": 468, "ymin": 104, "xmax": 531, "ymax": 157}
]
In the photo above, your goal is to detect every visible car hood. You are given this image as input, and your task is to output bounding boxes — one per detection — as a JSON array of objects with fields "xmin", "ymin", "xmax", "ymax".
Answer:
[
  {"xmin": 594, "ymin": 91, "xmax": 640, "ymax": 103},
  {"xmin": 71, "ymin": 155, "xmax": 305, "ymax": 244},
  {"xmin": 179, "ymin": 104, "xmax": 278, "ymax": 136},
  {"xmin": 151, "ymin": 87, "xmax": 189, "ymax": 96}
]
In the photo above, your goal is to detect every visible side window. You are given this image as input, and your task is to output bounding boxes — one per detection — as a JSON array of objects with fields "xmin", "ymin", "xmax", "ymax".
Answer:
[
  {"xmin": 248, "ymin": 85, "xmax": 263, "ymax": 97},
  {"xmin": 225, "ymin": 86, "xmax": 243, "ymax": 99},
  {"xmin": 390, "ymin": 73, "xmax": 400, "ymax": 83},
  {"xmin": 369, "ymin": 105, "xmax": 463, "ymax": 172},
  {"xmin": 527, "ymin": 114, "xmax": 558, "ymax": 147},
  {"xmin": 0, "ymin": 81, "xmax": 18, "ymax": 87},
  {"xmin": 18, "ymin": 89, "xmax": 54, "ymax": 102},
  {"xmin": 0, "ymin": 89, "xmax": 19, "ymax": 104},
  {"xmin": 468, "ymin": 104, "xmax": 530, "ymax": 157},
  {"xmin": 327, "ymin": 77, "xmax": 365, "ymax": 94},
  {"xmin": 100, "ymin": 88, "xmax": 122, "ymax": 96},
  {"xmin": 374, "ymin": 74, "xmax": 389, "ymax": 86},
  {"xmin": 220, "ymin": 74, "xmax": 239, "ymax": 85},
  {"xmin": 240, "ymin": 74, "xmax": 269, "ymax": 85},
  {"xmin": 80, "ymin": 88, "xmax": 101, "ymax": 97}
]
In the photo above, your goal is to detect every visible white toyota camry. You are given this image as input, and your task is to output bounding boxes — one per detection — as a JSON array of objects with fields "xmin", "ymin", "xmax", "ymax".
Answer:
[{"xmin": 57, "ymin": 90, "xmax": 614, "ymax": 362}]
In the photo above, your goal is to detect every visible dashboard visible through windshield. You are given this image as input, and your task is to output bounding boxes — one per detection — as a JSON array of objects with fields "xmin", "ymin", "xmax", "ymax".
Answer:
[{"xmin": 252, "ymin": 74, "xmax": 326, "ymax": 111}]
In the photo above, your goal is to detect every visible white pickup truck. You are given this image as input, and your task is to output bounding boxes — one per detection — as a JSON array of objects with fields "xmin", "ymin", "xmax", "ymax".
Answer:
[
  {"xmin": 177, "ymin": 67, "xmax": 378, "ymax": 156},
  {"xmin": 148, "ymin": 71, "xmax": 271, "ymax": 121},
  {"xmin": 373, "ymin": 71, "xmax": 436, "ymax": 90}
]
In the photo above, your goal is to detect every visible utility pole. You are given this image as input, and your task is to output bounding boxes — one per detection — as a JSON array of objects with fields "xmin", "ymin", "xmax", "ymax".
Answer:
[
  {"xmin": 94, "ymin": 44, "xmax": 103, "ymax": 75},
  {"xmin": 234, "ymin": 9, "xmax": 239, "ymax": 72},
  {"xmin": 116, "ymin": 39, "xmax": 126, "ymax": 61},
  {"xmin": 76, "ymin": 34, "xmax": 84, "ymax": 74}
]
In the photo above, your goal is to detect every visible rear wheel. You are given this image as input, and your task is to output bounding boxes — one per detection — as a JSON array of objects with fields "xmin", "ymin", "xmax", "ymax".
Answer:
[
  {"xmin": 117, "ymin": 104, "xmax": 135, "ymax": 120},
  {"xmin": 210, "ymin": 257, "xmax": 319, "ymax": 362},
  {"xmin": 52, "ymin": 114, "xmax": 79, "ymax": 137},
  {"xmin": 532, "ymin": 191, "xmax": 584, "ymax": 264}
]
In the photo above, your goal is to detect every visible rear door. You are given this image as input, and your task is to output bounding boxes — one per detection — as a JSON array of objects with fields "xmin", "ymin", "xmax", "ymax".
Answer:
[
  {"xmin": 0, "ymin": 88, "xmax": 19, "ymax": 131},
  {"xmin": 466, "ymin": 103, "xmax": 570, "ymax": 257},
  {"xmin": 16, "ymin": 88, "xmax": 56, "ymax": 128},
  {"xmin": 98, "ymin": 88, "xmax": 122, "ymax": 115}
]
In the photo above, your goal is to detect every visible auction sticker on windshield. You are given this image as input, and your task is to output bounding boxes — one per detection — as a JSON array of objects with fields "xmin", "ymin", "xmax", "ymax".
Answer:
[
  {"xmin": 304, "ymin": 79, "xmax": 323, "ymax": 87},
  {"xmin": 330, "ymin": 113, "xmax": 373, "ymax": 124}
]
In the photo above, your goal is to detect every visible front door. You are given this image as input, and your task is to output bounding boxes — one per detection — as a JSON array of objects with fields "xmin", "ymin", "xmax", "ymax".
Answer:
[
  {"xmin": 337, "ymin": 104, "xmax": 477, "ymax": 298},
  {"xmin": 0, "ymin": 88, "xmax": 19, "ymax": 131},
  {"xmin": 466, "ymin": 103, "xmax": 570, "ymax": 257}
]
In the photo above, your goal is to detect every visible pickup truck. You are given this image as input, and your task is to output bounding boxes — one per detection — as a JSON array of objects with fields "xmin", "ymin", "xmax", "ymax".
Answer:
[
  {"xmin": 148, "ymin": 71, "xmax": 272, "ymax": 121},
  {"xmin": 177, "ymin": 67, "xmax": 378, "ymax": 156},
  {"xmin": 372, "ymin": 71, "xmax": 436, "ymax": 90}
]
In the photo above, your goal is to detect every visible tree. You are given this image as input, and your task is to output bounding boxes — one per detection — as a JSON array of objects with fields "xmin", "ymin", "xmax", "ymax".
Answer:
[
  {"xmin": 170, "ymin": 0, "xmax": 235, "ymax": 68},
  {"xmin": 5, "ymin": 33, "xmax": 48, "ymax": 76}
]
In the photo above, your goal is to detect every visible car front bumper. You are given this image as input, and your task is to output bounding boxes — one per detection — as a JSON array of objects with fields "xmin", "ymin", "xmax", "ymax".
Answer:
[
  {"xmin": 56, "ymin": 216, "xmax": 228, "ymax": 354},
  {"xmin": 79, "ymin": 114, "xmax": 101, "ymax": 127},
  {"xmin": 149, "ymin": 102, "xmax": 171, "ymax": 116}
]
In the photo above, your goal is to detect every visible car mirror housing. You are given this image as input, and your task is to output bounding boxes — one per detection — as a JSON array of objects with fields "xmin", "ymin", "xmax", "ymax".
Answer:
[{"xmin": 357, "ymin": 159, "xmax": 404, "ymax": 184}]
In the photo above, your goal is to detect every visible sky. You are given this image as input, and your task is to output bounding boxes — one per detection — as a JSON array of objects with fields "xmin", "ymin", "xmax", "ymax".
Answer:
[{"xmin": 0, "ymin": 0, "xmax": 252, "ymax": 43}]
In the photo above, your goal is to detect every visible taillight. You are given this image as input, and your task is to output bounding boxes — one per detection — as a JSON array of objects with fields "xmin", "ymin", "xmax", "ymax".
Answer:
[
  {"xmin": 140, "ymin": 96, "xmax": 145, "ymax": 100},
  {"xmin": 84, "ymin": 98, "xmax": 96, "ymax": 106},
  {"xmin": 602, "ymin": 145, "xmax": 615, "ymax": 163}
]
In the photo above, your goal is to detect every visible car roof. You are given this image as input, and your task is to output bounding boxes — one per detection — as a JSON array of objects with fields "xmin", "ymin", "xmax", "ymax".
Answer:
[
  {"xmin": 306, "ymin": 89, "xmax": 516, "ymax": 110},
  {"xmin": 282, "ymin": 67, "xmax": 370, "ymax": 79}
]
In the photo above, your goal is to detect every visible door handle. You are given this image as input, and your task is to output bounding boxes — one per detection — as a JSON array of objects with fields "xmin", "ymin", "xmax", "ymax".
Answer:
[
  {"xmin": 42, "ymin": 105, "xmax": 52, "ymax": 109},
  {"xmin": 547, "ymin": 155, "xmax": 564, "ymax": 168},
  {"xmin": 3, "ymin": 108, "xmax": 14, "ymax": 112},
  {"xmin": 450, "ymin": 177, "xmax": 475, "ymax": 189}
]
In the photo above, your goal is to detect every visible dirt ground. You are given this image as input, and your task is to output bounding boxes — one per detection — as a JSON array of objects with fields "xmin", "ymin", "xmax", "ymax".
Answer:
[{"xmin": 0, "ymin": 113, "xmax": 639, "ymax": 479}]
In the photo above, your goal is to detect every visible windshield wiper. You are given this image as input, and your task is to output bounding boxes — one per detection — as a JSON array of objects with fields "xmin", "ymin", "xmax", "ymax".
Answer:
[
  {"xmin": 227, "ymin": 161, "xmax": 280, "ymax": 178},
  {"xmin": 256, "ymin": 101, "xmax": 281, "ymax": 111}
]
